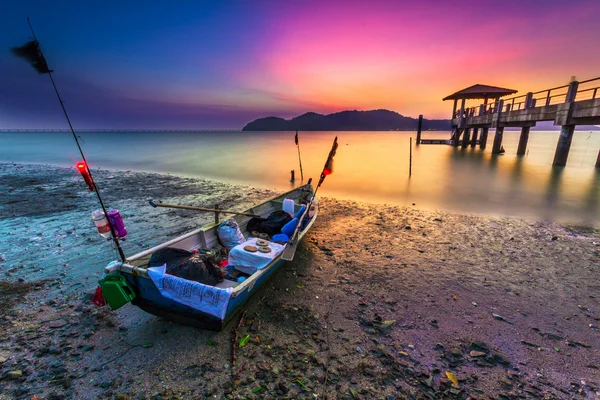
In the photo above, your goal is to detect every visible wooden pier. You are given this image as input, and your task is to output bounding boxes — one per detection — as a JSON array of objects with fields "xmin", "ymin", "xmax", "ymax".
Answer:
[{"xmin": 418, "ymin": 76, "xmax": 600, "ymax": 167}]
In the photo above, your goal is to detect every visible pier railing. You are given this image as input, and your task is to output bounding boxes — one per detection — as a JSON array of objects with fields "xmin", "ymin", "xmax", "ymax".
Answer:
[{"xmin": 464, "ymin": 76, "xmax": 600, "ymax": 117}]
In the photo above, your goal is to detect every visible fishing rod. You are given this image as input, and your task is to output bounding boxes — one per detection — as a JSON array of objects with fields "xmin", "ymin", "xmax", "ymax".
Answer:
[
  {"xmin": 21, "ymin": 18, "xmax": 126, "ymax": 262},
  {"xmin": 282, "ymin": 136, "xmax": 338, "ymax": 260}
]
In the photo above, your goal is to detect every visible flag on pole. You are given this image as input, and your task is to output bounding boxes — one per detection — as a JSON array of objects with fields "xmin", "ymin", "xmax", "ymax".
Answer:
[
  {"xmin": 318, "ymin": 136, "xmax": 338, "ymax": 187},
  {"xmin": 12, "ymin": 40, "xmax": 52, "ymax": 74},
  {"xmin": 294, "ymin": 131, "xmax": 298, "ymax": 145}
]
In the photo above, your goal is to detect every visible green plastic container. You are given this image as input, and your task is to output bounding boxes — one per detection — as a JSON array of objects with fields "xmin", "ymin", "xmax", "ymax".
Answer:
[{"xmin": 99, "ymin": 274, "xmax": 136, "ymax": 310}]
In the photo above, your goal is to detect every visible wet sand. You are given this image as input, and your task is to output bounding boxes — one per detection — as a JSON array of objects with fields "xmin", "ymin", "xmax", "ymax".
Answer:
[{"xmin": 1, "ymin": 164, "xmax": 600, "ymax": 399}]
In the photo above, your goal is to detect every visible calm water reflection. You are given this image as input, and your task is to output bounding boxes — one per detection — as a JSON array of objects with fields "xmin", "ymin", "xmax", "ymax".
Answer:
[{"xmin": 1, "ymin": 130, "xmax": 599, "ymax": 226}]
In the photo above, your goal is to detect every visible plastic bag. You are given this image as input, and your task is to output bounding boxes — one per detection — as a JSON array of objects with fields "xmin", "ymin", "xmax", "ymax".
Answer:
[
  {"xmin": 247, "ymin": 210, "xmax": 292, "ymax": 237},
  {"xmin": 217, "ymin": 218, "xmax": 246, "ymax": 249}
]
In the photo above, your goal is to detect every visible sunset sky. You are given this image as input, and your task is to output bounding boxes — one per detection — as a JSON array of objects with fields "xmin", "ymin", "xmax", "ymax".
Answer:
[{"xmin": 1, "ymin": 0, "xmax": 599, "ymax": 129}]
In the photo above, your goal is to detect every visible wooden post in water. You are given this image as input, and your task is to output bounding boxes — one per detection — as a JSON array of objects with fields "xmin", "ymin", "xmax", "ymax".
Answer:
[
  {"xmin": 480, "ymin": 127, "xmax": 489, "ymax": 150},
  {"xmin": 491, "ymin": 99, "xmax": 504, "ymax": 154},
  {"xmin": 517, "ymin": 126, "xmax": 530, "ymax": 155},
  {"xmin": 416, "ymin": 115, "xmax": 423, "ymax": 145},
  {"xmin": 409, "ymin": 137, "xmax": 412, "ymax": 177},
  {"xmin": 492, "ymin": 127, "xmax": 505, "ymax": 155},
  {"xmin": 470, "ymin": 128, "xmax": 479, "ymax": 147},
  {"xmin": 553, "ymin": 125, "xmax": 575, "ymax": 166},
  {"xmin": 553, "ymin": 81, "xmax": 579, "ymax": 166},
  {"xmin": 461, "ymin": 128, "xmax": 471, "ymax": 148},
  {"xmin": 453, "ymin": 98, "xmax": 467, "ymax": 147}
]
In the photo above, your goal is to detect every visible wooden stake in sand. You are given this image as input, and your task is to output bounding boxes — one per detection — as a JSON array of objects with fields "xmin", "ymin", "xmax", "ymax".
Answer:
[
  {"xmin": 409, "ymin": 137, "xmax": 413, "ymax": 177},
  {"xmin": 231, "ymin": 309, "xmax": 247, "ymax": 367}
]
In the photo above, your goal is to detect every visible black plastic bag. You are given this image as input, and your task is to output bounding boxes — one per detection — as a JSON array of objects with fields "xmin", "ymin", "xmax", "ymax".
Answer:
[
  {"xmin": 247, "ymin": 210, "xmax": 292, "ymax": 237},
  {"xmin": 148, "ymin": 248, "xmax": 225, "ymax": 285}
]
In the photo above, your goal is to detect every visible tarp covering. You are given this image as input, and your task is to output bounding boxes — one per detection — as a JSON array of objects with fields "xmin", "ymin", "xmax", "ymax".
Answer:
[{"xmin": 148, "ymin": 264, "xmax": 232, "ymax": 320}]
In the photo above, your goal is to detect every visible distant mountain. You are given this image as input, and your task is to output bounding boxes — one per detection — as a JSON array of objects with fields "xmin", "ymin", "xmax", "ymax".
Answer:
[{"xmin": 242, "ymin": 109, "xmax": 451, "ymax": 131}]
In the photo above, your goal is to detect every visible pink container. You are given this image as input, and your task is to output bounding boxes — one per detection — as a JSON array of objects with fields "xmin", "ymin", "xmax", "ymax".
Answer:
[{"xmin": 107, "ymin": 209, "xmax": 127, "ymax": 238}]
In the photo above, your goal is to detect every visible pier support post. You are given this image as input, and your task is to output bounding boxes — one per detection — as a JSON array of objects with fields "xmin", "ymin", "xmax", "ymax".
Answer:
[
  {"xmin": 517, "ymin": 127, "xmax": 530, "ymax": 155},
  {"xmin": 480, "ymin": 128, "xmax": 489, "ymax": 150},
  {"xmin": 452, "ymin": 129, "xmax": 461, "ymax": 147},
  {"xmin": 416, "ymin": 114, "xmax": 423, "ymax": 145},
  {"xmin": 552, "ymin": 125, "xmax": 575, "ymax": 166},
  {"xmin": 492, "ymin": 127, "xmax": 504, "ymax": 155},
  {"xmin": 453, "ymin": 99, "xmax": 466, "ymax": 147},
  {"xmin": 470, "ymin": 128, "xmax": 479, "ymax": 147},
  {"xmin": 462, "ymin": 128, "xmax": 471, "ymax": 148}
]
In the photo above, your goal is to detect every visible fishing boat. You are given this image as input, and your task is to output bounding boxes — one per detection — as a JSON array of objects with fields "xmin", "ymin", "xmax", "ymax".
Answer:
[{"xmin": 101, "ymin": 182, "xmax": 318, "ymax": 330}]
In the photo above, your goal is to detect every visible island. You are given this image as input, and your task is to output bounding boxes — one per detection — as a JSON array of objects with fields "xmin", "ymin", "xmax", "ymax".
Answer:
[{"xmin": 242, "ymin": 109, "xmax": 451, "ymax": 131}]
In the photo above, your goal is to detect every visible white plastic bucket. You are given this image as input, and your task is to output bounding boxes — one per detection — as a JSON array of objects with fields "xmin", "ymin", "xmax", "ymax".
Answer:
[{"xmin": 282, "ymin": 198, "xmax": 295, "ymax": 217}]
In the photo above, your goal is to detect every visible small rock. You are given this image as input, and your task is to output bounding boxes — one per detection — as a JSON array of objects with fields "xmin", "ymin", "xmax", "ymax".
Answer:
[
  {"xmin": 492, "ymin": 351, "xmax": 510, "ymax": 366},
  {"xmin": 99, "ymin": 381, "xmax": 113, "ymax": 389},
  {"xmin": 278, "ymin": 382, "xmax": 289, "ymax": 394},
  {"xmin": 470, "ymin": 341, "xmax": 489, "ymax": 351},
  {"xmin": 81, "ymin": 344, "xmax": 95, "ymax": 352},
  {"xmin": 8, "ymin": 370, "xmax": 23, "ymax": 379},
  {"xmin": 49, "ymin": 319, "xmax": 68, "ymax": 329},
  {"xmin": 450, "ymin": 347, "xmax": 463, "ymax": 358},
  {"xmin": 470, "ymin": 351, "xmax": 486, "ymax": 357},
  {"xmin": 493, "ymin": 313, "xmax": 507, "ymax": 322},
  {"xmin": 375, "ymin": 320, "xmax": 396, "ymax": 330}
]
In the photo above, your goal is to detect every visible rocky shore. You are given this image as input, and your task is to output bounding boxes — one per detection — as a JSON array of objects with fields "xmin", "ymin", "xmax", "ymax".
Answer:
[{"xmin": 1, "ymin": 164, "xmax": 600, "ymax": 399}]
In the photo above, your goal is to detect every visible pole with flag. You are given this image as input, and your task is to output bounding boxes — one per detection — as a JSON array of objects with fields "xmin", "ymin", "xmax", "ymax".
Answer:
[
  {"xmin": 282, "ymin": 136, "xmax": 338, "ymax": 260},
  {"xmin": 294, "ymin": 130, "xmax": 304, "ymax": 181},
  {"xmin": 12, "ymin": 18, "xmax": 126, "ymax": 263}
]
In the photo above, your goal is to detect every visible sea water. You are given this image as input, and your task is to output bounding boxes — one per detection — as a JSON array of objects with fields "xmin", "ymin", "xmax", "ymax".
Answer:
[{"xmin": 1, "ymin": 130, "xmax": 599, "ymax": 227}]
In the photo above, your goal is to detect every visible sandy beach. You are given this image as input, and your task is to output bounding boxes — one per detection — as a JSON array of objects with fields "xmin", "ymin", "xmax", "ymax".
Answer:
[{"xmin": 1, "ymin": 164, "xmax": 600, "ymax": 399}]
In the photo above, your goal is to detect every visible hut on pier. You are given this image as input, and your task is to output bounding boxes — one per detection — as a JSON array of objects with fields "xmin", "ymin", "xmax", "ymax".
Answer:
[{"xmin": 443, "ymin": 84, "xmax": 517, "ymax": 147}]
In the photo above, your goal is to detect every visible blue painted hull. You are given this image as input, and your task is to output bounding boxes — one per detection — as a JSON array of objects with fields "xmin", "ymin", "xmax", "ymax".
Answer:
[{"xmin": 124, "ymin": 257, "xmax": 286, "ymax": 330}]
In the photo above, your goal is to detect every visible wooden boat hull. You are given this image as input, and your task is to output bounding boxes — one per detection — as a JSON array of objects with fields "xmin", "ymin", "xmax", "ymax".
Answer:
[
  {"xmin": 126, "ymin": 257, "xmax": 286, "ymax": 330},
  {"xmin": 104, "ymin": 183, "xmax": 316, "ymax": 330}
]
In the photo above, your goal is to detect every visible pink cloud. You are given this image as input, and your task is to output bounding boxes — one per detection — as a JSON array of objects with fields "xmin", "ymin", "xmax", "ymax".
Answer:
[{"xmin": 233, "ymin": 0, "xmax": 600, "ymax": 119}]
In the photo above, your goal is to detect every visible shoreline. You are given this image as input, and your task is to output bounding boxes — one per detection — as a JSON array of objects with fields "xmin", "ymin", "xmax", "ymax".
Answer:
[
  {"xmin": 2, "ymin": 161, "xmax": 597, "ymax": 231},
  {"xmin": 1, "ymin": 164, "xmax": 600, "ymax": 399}
]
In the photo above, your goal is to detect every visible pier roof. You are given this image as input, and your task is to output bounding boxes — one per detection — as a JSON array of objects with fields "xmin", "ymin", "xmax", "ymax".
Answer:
[{"xmin": 443, "ymin": 84, "xmax": 517, "ymax": 101}]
